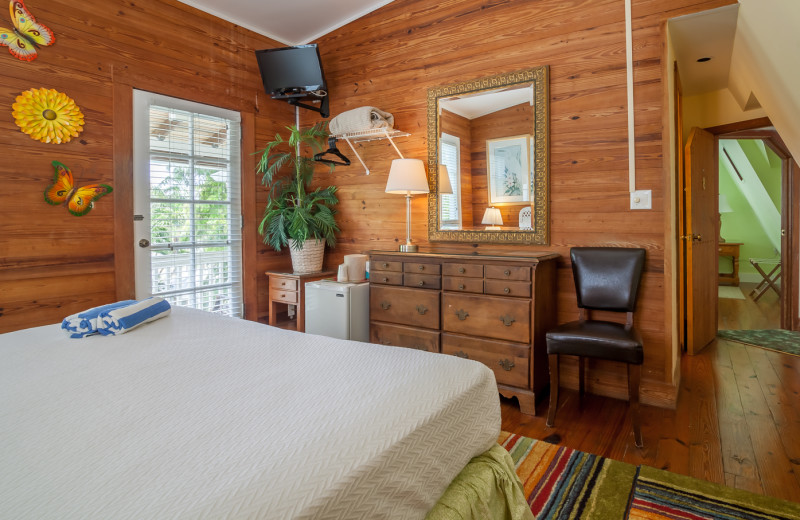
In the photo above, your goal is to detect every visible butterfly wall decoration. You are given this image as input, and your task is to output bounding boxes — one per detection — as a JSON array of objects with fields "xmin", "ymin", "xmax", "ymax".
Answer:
[
  {"xmin": 44, "ymin": 161, "xmax": 112, "ymax": 217},
  {"xmin": 0, "ymin": 0, "xmax": 54, "ymax": 61}
]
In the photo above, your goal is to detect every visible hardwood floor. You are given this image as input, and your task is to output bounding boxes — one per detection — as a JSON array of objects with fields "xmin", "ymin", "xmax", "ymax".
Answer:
[{"xmin": 500, "ymin": 284, "xmax": 799, "ymax": 502}]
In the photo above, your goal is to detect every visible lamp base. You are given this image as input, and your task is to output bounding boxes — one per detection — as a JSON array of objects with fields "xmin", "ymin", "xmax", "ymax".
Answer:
[{"xmin": 399, "ymin": 244, "xmax": 419, "ymax": 253}]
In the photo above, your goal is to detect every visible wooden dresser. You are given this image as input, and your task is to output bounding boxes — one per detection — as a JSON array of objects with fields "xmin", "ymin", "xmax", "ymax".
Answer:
[{"xmin": 369, "ymin": 251, "xmax": 558, "ymax": 415}]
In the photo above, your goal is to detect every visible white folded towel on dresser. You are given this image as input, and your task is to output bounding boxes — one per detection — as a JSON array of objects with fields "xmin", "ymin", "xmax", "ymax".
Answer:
[{"xmin": 329, "ymin": 106, "xmax": 394, "ymax": 135}]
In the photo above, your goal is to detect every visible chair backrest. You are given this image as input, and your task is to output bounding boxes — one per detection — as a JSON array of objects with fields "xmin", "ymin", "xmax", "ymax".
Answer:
[
  {"xmin": 570, "ymin": 247, "xmax": 646, "ymax": 313},
  {"xmin": 519, "ymin": 207, "xmax": 532, "ymax": 229}
]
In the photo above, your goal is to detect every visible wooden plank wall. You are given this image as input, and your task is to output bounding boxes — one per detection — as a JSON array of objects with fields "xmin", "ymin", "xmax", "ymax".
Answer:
[
  {"xmin": 0, "ymin": 0, "xmax": 291, "ymax": 333},
  {"xmin": 310, "ymin": 0, "xmax": 736, "ymax": 407}
]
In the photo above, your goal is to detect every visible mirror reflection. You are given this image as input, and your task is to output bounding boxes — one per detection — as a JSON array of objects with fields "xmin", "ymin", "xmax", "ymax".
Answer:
[{"xmin": 427, "ymin": 66, "xmax": 549, "ymax": 244}]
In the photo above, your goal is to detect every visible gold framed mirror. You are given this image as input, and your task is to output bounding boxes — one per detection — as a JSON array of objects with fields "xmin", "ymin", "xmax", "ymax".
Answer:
[{"xmin": 427, "ymin": 66, "xmax": 549, "ymax": 244}]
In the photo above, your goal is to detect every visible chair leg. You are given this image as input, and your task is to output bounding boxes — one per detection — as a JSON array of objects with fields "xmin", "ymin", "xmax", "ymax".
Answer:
[
  {"xmin": 546, "ymin": 354, "xmax": 559, "ymax": 427},
  {"xmin": 628, "ymin": 364, "xmax": 643, "ymax": 448},
  {"xmin": 578, "ymin": 356, "xmax": 585, "ymax": 399}
]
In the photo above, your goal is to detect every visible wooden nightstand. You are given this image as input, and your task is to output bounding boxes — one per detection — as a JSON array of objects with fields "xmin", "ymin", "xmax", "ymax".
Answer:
[
  {"xmin": 266, "ymin": 270, "xmax": 335, "ymax": 332},
  {"xmin": 718, "ymin": 242, "xmax": 743, "ymax": 286}
]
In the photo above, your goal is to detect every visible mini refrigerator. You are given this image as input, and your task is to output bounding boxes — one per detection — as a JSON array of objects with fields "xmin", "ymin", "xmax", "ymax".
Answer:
[{"xmin": 304, "ymin": 281, "xmax": 369, "ymax": 342}]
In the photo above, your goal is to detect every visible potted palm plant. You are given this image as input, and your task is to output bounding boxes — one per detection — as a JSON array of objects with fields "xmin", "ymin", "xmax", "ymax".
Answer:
[{"xmin": 257, "ymin": 121, "xmax": 339, "ymax": 273}]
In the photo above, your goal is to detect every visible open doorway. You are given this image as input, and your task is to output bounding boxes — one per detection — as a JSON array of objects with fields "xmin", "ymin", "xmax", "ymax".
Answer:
[{"xmin": 717, "ymin": 136, "xmax": 783, "ymax": 330}]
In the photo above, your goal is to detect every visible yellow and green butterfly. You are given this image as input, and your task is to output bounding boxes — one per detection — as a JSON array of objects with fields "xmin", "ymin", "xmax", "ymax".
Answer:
[
  {"xmin": 0, "ymin": 1, "xmax": 54, "ymax": 61},
  {"xmin": 44, "ymin": 161, "xmax": 112, "ymax": 216}
]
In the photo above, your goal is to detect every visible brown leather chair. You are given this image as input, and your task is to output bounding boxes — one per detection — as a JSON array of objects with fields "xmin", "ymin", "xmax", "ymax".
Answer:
[{"xmin": 545, "ymin": 247, "xmax": 646, "ymax": 447}]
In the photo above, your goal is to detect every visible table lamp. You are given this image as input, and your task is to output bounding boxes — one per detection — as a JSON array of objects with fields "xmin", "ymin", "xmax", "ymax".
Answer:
[
  {"xmin": 482, "ymin": 207, "xmax": 503, "ymax": 230},
  {"xmin": 385, "ymin": 158, "xmax": 429, "ymax": 252},
  {"xmin": 719, "ymin": 193, "xmax": 733, "ymax": 243}
]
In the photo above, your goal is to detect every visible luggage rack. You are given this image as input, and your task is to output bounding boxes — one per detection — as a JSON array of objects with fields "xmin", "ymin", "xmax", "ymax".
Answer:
[{"xmin": 331, "ymin": 128, "xmax": 410, "ymax": 175}]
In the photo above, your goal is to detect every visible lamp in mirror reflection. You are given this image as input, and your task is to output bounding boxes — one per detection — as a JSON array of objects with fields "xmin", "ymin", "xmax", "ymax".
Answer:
[
  {"xmin": 386, "ymin": 158, "xmax": 429, "ymax": 252},
  {"xmin": 481, "ymin": 207, "xmax": 503, "ymax": 230},
  {"xmin": 438, "ymin": 164, "xmax": 453, "ymax": 194}
]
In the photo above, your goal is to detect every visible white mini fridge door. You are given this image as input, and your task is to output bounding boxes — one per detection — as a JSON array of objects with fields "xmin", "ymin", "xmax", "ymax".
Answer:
[{"xmin": 305, "ymin": 281, "xmax": 351, "ymax": 340}]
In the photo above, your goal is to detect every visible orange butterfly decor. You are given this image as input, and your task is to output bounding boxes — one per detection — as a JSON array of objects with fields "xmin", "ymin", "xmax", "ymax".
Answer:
[
  {"xmin": 0, "ymin": 0, "xmax": 54, "ymax": 61},
  {"xmin": 44, "ymin": 161, "xmax": 112, "ymax": 217}
]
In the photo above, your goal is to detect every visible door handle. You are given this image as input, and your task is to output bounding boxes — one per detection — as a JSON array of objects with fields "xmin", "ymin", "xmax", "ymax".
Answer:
[
  {"xmin": 139, "ymin": 239, "xmax": 150, "ymax": 248},
  {"xmin": 680, "ymin": 234, "xmax": 701, "ymax": 242}
]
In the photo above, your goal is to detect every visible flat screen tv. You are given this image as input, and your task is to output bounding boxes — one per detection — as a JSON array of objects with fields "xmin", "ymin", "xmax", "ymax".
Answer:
[{"xmin": 255, "ymin": 44, "xmax": 327, "ymax": 100}]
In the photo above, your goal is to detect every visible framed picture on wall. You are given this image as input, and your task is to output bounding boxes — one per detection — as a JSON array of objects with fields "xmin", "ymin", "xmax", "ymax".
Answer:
[{"xmin": 486, "ymin": 134, "xmax": 531, "ymax": 205}]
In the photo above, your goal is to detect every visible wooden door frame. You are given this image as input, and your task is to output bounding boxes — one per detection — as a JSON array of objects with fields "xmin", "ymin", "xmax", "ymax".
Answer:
[{"xmin": 706, "ymin": 117, "xmax": 796, "ymax": 330}]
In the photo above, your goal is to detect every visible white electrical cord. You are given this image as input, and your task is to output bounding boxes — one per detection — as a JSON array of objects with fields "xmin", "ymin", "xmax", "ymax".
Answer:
[{"xmin": 625, "ymin": 0, "xmax": 636, "ymax": 193}]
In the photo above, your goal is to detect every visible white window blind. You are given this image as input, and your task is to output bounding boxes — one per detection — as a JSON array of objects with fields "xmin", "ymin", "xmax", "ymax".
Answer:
[
  {"xmin": 135, "ymin": 92, "xmax": 243, "ymax": 318},
  {"xmin": 440, "ymin": 133, "xmax": 461, "ymax": 228}
]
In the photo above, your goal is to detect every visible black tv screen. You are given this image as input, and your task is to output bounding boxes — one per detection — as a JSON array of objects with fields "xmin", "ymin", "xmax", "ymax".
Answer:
[{"xmin": 255, "ymin": 44, "xmax": 326, "ymax": 98}]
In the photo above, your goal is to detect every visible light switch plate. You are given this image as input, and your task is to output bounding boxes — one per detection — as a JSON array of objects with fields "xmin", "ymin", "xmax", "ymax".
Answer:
[{"xmin": 630, "ymin": 190, "xmax": 651, "ymax": 210}]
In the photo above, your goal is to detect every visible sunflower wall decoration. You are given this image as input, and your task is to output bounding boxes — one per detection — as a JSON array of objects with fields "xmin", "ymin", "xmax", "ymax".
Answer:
[{"xmin": 12, "ymin": 88, "xmax": 84, "ymax": 144}]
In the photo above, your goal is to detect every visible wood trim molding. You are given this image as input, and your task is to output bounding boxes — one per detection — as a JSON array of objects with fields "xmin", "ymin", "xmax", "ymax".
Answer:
[
  {"xmin": 241, "ymin": 112, "xmax": 258, "ymax": 321},
  {"xmin": 112, "ymin": 80, "xmax": 135, "ymax": 301},
  {"xmin": 706, "ymin": 117, "xmax": 772, "ymax": 135}
]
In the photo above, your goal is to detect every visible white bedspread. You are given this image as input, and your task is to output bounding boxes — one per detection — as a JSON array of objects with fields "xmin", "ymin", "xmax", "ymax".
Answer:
[{"xmin": 0, "ymin": 307, "xmax": 500, "ymax": 519}]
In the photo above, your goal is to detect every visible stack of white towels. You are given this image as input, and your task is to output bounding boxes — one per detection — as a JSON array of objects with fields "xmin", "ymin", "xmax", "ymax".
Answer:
[
  {"xmin": 329, "ymin": 106, "xmax": 394, "ymax": 135},
  {"xmin": 61, "ymin": 297, "xmax": 171, "ymax": 338}
]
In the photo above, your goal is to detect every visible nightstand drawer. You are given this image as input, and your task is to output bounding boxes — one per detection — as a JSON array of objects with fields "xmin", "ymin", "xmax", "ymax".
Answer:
[
  {"xmin": 270, "ymin": 288, "xmax": 298, "ymax": 304},
  {"xmin": 442, "ymin": 293, "xmax": 530, "ymax": 343},
  {"xmin": 270, "ymin": 276, "xmax": 298, "ymax": 291},
  {"xmin": 485, "ymin": 265, "xmax": 530, "ymax": 281},
  {"xmin": 372, "ymin": 271, "xmax": 403, "ymax": 285},
  {"xmin": 484, "ymin": 279, "xmax": 531, "ymax": 298},
  {"xmin": 443, "ymin": 276, "xmax": 484, "ymax": 294},
  {"xmin": 443, "ymin": 263, "xmax": 483, "ymax": 278},
  {"xmin": 370, "ymin": 285, "xmax": 440, "ymax": 329},
  {"xmin": 370, "ymin": 322, "xmax": 440, "ymax": 353},
  {"xmin": 404, "ymin": 273, "xmax": 441, "ymax": 290},
  {"xmin": 442, "ymin": 333, "xmax": 530, "ymax": 387},
  {"xmin": 404, "ymin": 262, "xmax": 441, "ymax": 275}
]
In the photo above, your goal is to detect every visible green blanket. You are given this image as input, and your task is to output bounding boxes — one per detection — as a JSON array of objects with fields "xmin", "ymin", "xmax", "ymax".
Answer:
[{"xmin": 426, "ymin": 444, "xmax": 534, "ymax": 520}]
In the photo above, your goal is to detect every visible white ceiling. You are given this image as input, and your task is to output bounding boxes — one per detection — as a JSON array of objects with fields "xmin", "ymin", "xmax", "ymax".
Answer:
[
  {"xmin": 176, "ymin": 0, "xmax": 396, "ymax": 46},
  {"xmin": 441, "ymin": 86, "xmax": 533, "ymax": 120},
  {"xmin": 668, "ymin": 4, "xmax": 740, "ymax": 96}
]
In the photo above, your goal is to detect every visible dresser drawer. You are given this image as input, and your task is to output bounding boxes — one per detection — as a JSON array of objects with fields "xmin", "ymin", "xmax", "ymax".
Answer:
[
  {"xmin": 270, "ymin": 276, "xmax": 298, "ymax": 291},
  {"xmin": 442, "ymin": 293, "xmax": 530, "ymax": 343},
  {"xmin": 485, "ymin": 265, "xmax": 530, "ymax": 281},
  {"xmin": 443, "ymin": 276, "xmax": 484, "ymax": 294},
  {"xmin": 484, "ymin": 279, "xmax": 531, "ymax": 298},
  {"xmin": 371, "ymin": 322, "xmax": 440, "ymax": 353},
  {"xmin": 442, "ymin": 333, "xmax": 529, "ymax": 387},
  {"xmin": 372, "ymin": 271, "xmax": 403, "ymax": 285},
  {"xmin": 370, "ymin": 285, "xmax": 440, "ymax": 329},
  {"xmin": 404, "ymin": 273, "xmax": 442, "ymax": 290},
  {"xmin": 443, "ymin": 263, "xmax": 483, "ymax": 278},
  {"xmin": 373, "ymin": 260, "xmax": 403, "ymax": 272},
  {"xmin": 404, "ymin": 262, "xmax": 441, "ymax": 275},
  {"xmin": 269, "ymin": 288, "xmax": 298, "ymax": 304}
]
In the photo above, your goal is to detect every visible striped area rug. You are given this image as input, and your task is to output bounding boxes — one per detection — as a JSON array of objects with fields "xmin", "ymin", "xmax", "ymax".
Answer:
[{"xmin": 498, "ymin": 432, "xmax": 800, "ymax": 519}]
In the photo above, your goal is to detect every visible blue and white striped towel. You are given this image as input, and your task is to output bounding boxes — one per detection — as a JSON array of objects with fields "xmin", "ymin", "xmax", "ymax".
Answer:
[
  {"xmin": 62, "ymin": 300, "xmax": 137, "ymax": 338},
  {"xmin": 97, "ymin": 297, "xmax": 171, "ymax": 336}
]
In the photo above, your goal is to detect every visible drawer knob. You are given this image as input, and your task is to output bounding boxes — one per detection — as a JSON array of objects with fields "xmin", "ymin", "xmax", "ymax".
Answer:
[
  {"xmin": 418, "ymin": 265, "xmax": 425, "ymax": 271},
  {"xmin": 455, "ymin": 309, "xmax": 469, "ymax": 320},
  {"xmin": 280, "ymin": 293, "xmax": 286, "ymax": 299},
  {"xmin": 382, "ymin": 262, "xmax": 389, "ymax": 268},
  {"xmin": 498, "ymin": 359, "xmax": 515, "ymax": 371},
  {"xmin": 504, "ymin": 269, "xmax": 511, "ymax": 276},
  {"xmin": 418, "ymin": 280, "xmax": 425, "ymax": 287},
  {"xmin": 459, "ymin": 284, "xmax": 465, "ymax": 290},
  {"xmin": 416, "ymin": 304, "xmax": 428, "ymax": 315},
  {"xmin": 455, "ymin": 350, "xmax": 469, "ymax": 359},
  {"xmin": 382, "ymin": 277, "xmax": 389, "ymax": 283},
  {"xmin": 503, "ymin": 287, "xmax": 510, "ymax": 294},
  {"xmin": 458, "ymin": 267, "xmax": 465, "ymax": 274},
  {"xmin": 500, "ymin": 314, "xmax": 515, "ymax": 326},
  {"xmin": 380, "ymin": 301, "xmax": 391, "ymax": 310}
]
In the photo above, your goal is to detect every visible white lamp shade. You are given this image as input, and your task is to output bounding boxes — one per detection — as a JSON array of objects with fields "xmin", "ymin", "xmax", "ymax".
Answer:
[
  {"xmin": 385, "ymin": 159, "xmax": 430, "ymax": 194},
  {"xmin": 719, "ymin": 193, "xmax": 734, "ymax": 213},
  {"xmin": 481, "ymin": 207, "xmax": 503, "ymax": 226},
  {"xmin": 438, "ymin": 164, "xmax": 454, "ymax": 194}
]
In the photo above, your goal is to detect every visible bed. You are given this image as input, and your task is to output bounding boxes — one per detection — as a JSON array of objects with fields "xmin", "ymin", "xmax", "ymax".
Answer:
[{"xmin": 0, "ymin": 306, "xmax": 517, "ymax": 519}]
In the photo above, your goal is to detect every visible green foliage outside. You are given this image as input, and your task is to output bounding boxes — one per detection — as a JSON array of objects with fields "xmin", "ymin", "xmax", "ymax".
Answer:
[{"xmin": 257, "ymin": 122, "xmax": 339, "ymax": 251}]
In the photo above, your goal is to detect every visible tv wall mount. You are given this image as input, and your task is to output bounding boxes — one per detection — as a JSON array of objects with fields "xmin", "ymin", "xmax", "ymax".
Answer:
[{"xmin": 272, "ymin": 89, "xmax": 329, "ymax": 118}]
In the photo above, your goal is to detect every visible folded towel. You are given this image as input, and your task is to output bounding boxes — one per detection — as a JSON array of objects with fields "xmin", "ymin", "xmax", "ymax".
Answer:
[
  {"xmin": 329, "ymin": 106, "xmax": 394, "ymax": 135},
  {"xmin": 62, "ymin": 300, "xmax": 137, "ymax": 338},
  {"xmin": 97, "ymin": 297, "xmax": 171, "ymax": 336}
]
